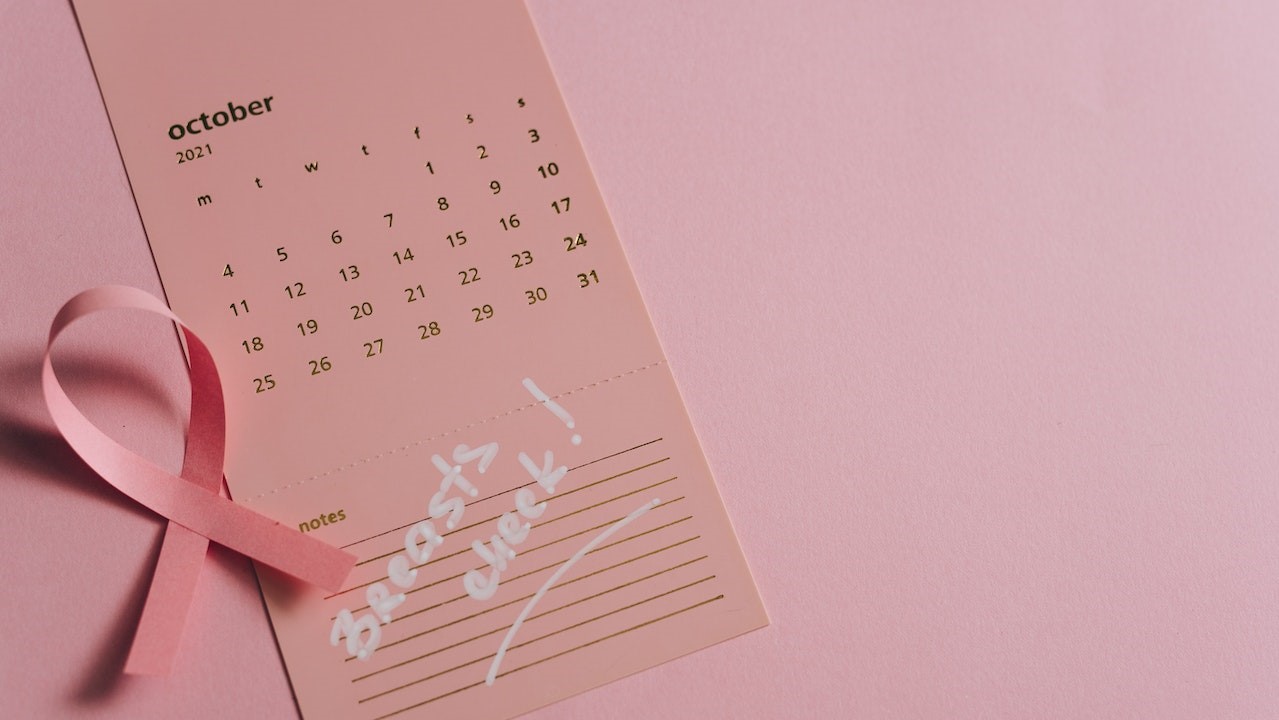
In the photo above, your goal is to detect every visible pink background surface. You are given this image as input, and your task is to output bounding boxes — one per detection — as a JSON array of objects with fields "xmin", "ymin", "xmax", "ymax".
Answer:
[{"xmin": 3, "ymin": 1, "xmax": 1278, "ymax": 717}]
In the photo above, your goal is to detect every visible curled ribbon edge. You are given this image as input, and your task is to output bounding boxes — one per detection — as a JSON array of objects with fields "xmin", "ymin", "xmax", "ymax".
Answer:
[{"xmin": 41, "ymin": 285, "xmax": 356, "ymax": 673}]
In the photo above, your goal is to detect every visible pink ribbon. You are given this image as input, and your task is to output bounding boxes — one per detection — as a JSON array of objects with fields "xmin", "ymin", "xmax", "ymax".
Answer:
[{"xmin": 42, "ymin": 286, "xmax": 355, "ymax": 674}]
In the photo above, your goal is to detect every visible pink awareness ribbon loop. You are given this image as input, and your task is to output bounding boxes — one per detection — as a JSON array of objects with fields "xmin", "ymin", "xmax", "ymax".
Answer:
[{"xmin": 42, "ymin": 286, "xmax": 356, "ymax": 675}]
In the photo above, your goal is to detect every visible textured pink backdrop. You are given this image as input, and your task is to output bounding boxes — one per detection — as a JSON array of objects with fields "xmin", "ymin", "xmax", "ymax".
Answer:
[{"xmin": 3, "ymin": 1, "xmax": 1279, "ymax": 718}]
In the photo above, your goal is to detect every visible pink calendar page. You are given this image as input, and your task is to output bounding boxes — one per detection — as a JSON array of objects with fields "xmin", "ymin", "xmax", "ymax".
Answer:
[{"xmin": 72, "ymin": 0, "xmax": 767, "ymax": 717}]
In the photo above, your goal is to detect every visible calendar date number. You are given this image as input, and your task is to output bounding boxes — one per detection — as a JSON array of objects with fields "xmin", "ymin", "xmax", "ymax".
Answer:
[{"xmin": 309, "ymin": 357, "xmax": 333, "ymax": 375}]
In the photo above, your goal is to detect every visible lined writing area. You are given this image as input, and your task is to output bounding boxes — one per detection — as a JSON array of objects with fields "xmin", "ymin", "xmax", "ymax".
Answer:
[
  {"xmin": 324, "ymin": 437, "xmax": 732, "ymax": 718},
  {"xmin": 329, "ymin": 440, "xmax": 673, "ymax": 598}
]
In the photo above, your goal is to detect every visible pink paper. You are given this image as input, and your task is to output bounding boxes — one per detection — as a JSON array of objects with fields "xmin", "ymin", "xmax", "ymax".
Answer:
[{"xmin": 70, "ymin": 0, "xmax": 767, "ymax": 717}]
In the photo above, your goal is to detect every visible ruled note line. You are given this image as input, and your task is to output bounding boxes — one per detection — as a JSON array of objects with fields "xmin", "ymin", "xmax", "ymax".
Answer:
[
  {"xmin": 368, "ymin": 595, "xmax": 725, "ymax": 719},
  {"xmin": 335, "ymin": 498, "xmax": 690, "ymax": 621},
  {"xmin": 331, "ymin": 479, "xmax": 682, "ymax": 609},
  {"xmin": 349, "ymin": 458, "xmax": 671, "ymax": 569},
  {"xmin": 352, "ymin": 556, "xmax": 710, "ymax": 681},
  {"xmin": 357, "ymin": 532, "xmax": 701, "ymax": 657},
  {"xmin": 359, "ymin": 580, "xmax": 718, "ymax": 704},
  {"xmin": 338, "ymin": 438, "xmax": 663, "ymax": 550}
]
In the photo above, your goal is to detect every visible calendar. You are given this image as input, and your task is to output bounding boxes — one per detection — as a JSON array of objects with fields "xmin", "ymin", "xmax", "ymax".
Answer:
[{"xmin": 73, "ymin": 0, "xmax": 767, "ymax": 717}]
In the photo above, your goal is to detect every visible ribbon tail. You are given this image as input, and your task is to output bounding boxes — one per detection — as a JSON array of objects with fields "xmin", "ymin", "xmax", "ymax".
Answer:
[
  {"xmin": 125, "ymin": 521, "xmax": 209, "ymax": 675},
  {"xmin": 125, "ymin": 316, "xmax": 227, "ymax": 675}
]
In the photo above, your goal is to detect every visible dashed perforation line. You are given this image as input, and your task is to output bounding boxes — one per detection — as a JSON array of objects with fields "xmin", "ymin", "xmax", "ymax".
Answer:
[{"xmin": 243, "ymin": 361, "xmax": 664, "ymax": 502}]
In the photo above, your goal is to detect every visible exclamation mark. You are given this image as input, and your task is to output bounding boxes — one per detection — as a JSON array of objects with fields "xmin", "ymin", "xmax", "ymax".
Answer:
[{"xmin": 523, "ymin": 378, "xmax": 581, "ymax": 445}]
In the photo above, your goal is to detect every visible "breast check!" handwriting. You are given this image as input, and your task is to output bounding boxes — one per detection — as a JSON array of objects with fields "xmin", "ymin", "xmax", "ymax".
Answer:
[{"xmin": 327, "ymin": 377, "xmax": 591, "ymax": 663}]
